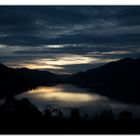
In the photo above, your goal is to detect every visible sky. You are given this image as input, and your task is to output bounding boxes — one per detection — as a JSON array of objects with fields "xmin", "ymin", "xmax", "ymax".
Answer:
[{"xmin": 0, "ymin": 6, "xmax": 140, "ymax": 74}]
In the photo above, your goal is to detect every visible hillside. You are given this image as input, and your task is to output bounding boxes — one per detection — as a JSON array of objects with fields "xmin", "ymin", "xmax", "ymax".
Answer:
[
  {"xmin": 70, "ymin": 58, "xmax": 140, "ymax": 104},
  {"xmin": 0, "ymin": 64, "xmax": 58, "ymax": 98}
]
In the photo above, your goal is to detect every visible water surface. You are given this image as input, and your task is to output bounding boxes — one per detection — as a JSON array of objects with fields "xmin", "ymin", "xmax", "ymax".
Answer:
[{"xmin": 17, "ymin": 84, "xmax": 140, "ymax": 118}]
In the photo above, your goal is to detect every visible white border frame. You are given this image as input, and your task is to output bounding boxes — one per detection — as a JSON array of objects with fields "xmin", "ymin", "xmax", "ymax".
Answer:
[{"xmin": 0, "ymin": 0, "xmax": 140, "ymax": 5}]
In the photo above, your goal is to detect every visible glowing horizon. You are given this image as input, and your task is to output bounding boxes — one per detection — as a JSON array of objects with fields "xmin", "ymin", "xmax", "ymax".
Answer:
[{"xmin": 4, "ymin": 55, "xmax": 118, "ymax": 74}]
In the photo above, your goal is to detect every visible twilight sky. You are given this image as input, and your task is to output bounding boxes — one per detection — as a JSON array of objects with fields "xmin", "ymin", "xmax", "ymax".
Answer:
[{"xmin": 0, "ymin": 6, "xmax": 140, "ymax": 74}]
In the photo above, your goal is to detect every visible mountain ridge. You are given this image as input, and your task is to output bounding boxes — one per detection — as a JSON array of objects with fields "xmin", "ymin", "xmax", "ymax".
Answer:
[
  {"xmin": 0, "ymin": 63, "xmax": 59, "ymax": 98},
  {"xmin": 70, "ymin": 57, "xmax": 140, "ymax": 104},
  {"xmin": 0, "ymin": 57, "xmax": 140, "ymax": 104}
]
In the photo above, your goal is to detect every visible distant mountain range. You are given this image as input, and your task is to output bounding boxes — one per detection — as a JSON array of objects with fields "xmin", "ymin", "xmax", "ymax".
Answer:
[
  {"xmin": 0, "ymin": 57, "xmax": 140, "ymax": 104},
  {"xmin": 70, "ymin": 58, "xmax": 140, "ymax": 104}
]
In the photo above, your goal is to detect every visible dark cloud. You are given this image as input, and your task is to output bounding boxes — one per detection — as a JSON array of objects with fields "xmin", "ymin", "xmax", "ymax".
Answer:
[
  {"xmin": 0, "ymin": 6, "xmax": 140, "ymax": 73},
  {"xmin": 0, "ymin": 6, "xmax": 140, "ymax": 46}
]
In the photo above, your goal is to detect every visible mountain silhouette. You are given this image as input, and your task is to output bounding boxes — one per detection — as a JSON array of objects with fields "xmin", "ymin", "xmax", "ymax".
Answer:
[
  {"xmin": 0, "ymin": 64, "xmax": 58, "ymax": 98},
  {"xmin": 0, "ymin": 57, "xmax": 140, "ymax": 104},
  {"xmin": 70, "ymin": 57, "xmax": 140, "ymax": 104}
]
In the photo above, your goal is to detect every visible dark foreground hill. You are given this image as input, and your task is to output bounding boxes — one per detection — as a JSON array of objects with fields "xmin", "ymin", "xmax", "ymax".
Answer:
[
  {"xmin": 70, "ymin": 58, "xmax": 140, "ymax": 104},
  {"xmin": 0, "ymin": 97, "xmax": 140, "ymax": 134},
  {"xmin": 0, "ymin": 63, "xmax": 58, "ymax": 98}
]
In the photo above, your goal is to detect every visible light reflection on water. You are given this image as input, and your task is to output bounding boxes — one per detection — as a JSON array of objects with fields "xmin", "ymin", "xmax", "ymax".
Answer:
[{"xmin": 17, "ymin": 84, "xmax": 140, "ymax": 118}]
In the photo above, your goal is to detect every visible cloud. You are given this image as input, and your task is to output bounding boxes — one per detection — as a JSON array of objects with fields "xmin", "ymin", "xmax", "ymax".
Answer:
[{"xmin": 0, "ymin": 6, "xmax": 140, "ymax": 73}]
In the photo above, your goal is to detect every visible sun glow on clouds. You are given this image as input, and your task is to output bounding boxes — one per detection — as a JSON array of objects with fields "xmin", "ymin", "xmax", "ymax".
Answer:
[
  {"xmin": 23, "ymin": 64, "xmax": 63, "ymax": 70},
  {"xmin": 0, "ymin": 45, "xmax": 6, "ymax": 48},
  {"xmin": 39, "ymin": 55, "xmax": 94, "ymax": 65},
  {"xmin": 101, "ymin": 50, "xmax": 130, "ymax": 55},
  {"xmin": 8, "ymin": 54, "xmax": 117, "ymax": 74},
  {"xmin": 46, "ymin": 45, "xmax": 64, "ymax": 48},
  {"xmin": 22, "ymin": 55, "xmax": 96, "ymax": 70}
]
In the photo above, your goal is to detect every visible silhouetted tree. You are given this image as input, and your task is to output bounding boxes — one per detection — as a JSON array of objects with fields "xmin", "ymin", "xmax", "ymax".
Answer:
[
  {"xmin": 83, "ymin": 113, "xmax": 88, "ymax": 120},
  {"xmin": 58, "ymin": 110, "xmax": 63, "ymax": 117},
  {"xmin": 70, "ymin": 109, "xmax": 80, "ymax": 121},
  {"xmin": 118, "ymin": 110, "xmax": 132, "ymax": 121},
  {"xmin": 94, "ymin": 114, "xmax": 99, "ymax": 121},
  {"xmin": 44, "ymin": 109, "xmax": 52, "ymax": 120},
  {"xmin": 98, "ymin": 109, "xmax": 115, "ymax": 121}
]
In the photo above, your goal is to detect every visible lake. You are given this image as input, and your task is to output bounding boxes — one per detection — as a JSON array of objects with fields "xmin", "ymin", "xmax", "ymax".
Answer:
[{"xmin": 16, "ymin": 84, "xmax": 140, "ymax": 119}]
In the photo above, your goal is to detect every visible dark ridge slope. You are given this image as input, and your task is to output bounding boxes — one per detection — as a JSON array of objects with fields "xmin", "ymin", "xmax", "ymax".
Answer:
[
  {"xmin": 0, "ymin": 64, "xmax": 58, "ymax": 98},
  {"xmin": 70, "ymin": 58, "xmax": 140, "ymax": 104}
]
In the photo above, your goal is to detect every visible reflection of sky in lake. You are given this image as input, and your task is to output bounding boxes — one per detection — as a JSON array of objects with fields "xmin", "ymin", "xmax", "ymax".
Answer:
[{"xmin": 17, "ymin": 84, "xmax": 140, "ymax": 118}]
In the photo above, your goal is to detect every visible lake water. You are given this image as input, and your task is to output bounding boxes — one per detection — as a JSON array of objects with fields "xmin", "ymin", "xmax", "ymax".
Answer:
[{"xmin": 16, "ymin": 84, "xmax": 140, "ymax": 118}]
